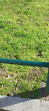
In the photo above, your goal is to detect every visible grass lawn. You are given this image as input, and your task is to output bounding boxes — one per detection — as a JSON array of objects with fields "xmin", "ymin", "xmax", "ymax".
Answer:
[{"xmin": 0, "ymin": 0, "xmax": 49, "ymax": 98}]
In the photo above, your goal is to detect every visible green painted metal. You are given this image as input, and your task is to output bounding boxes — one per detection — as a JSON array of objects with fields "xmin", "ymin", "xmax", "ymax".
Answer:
[
  {"xmin": 0, "ymin": 58, "xmax": 49, "ymax": 67},
  {"xmin": 46, "ymin": 68, "xmax": 49, "ymax": 93}
]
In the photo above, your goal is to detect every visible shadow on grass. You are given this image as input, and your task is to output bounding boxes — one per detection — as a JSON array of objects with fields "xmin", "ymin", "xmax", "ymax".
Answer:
[{"xmin": 13, "ymin": 87, "xmax": 47, "ymax": 99}]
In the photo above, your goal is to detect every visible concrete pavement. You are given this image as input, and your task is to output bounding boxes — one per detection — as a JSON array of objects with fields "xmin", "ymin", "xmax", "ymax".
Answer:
[{"xmin": 0, "ymin": 95, "xmax": 49, "ymax": 111}]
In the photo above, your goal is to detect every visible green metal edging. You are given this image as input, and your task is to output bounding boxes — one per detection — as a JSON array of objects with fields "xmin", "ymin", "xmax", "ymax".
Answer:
[
  {"xmin": 46, "ymin": 68, "xmax": 49, "ymax": 94},
  {"xmin": 0, "ymin": 58, "xmax": 49, "ymax": 67}
]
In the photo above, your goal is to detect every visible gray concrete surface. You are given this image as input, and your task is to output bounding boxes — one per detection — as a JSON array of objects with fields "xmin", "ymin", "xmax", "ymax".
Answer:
[{"xmin": 0, "ymin": 95, "xmax": 49, "ymax": 111}]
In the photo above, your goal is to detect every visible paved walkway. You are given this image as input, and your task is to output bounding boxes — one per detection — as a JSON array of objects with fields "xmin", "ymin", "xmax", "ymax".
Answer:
[{"xmin": 0, "ymin": 95, "xmax": 49, "ymax": 111}]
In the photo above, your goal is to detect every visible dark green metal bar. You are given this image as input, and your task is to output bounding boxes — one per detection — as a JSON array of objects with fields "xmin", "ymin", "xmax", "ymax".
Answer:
[
  {"xmin": 46, "ymin": 68, "xmax": 49, "ymax": 93},
  {"xmin": 0, "ymin": 58, "xmax": 49, "ymax": 67}
]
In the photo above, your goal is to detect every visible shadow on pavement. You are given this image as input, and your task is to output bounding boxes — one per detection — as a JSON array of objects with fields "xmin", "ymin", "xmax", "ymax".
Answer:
[{"xmin": 0, "ymin": 109, "xmax": 9, "ymax": 111}]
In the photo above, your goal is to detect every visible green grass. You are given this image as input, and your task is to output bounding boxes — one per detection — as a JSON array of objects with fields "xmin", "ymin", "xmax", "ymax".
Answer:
[{"xmin": 0, "ymin": 0, "xmax": 49, "ymax": 98}]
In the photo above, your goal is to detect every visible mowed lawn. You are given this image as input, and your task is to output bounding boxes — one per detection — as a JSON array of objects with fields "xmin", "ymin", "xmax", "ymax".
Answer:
[{"xmin": 0, "ymin": 0, "xmax": 49, "ymax": 98}]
